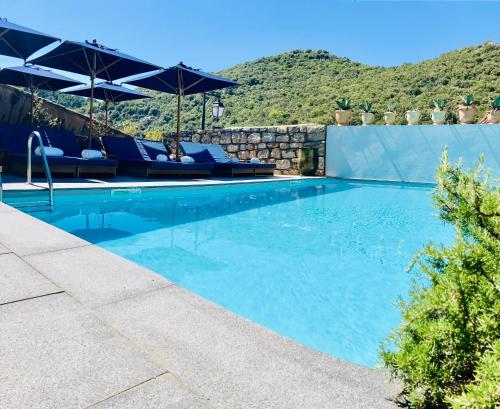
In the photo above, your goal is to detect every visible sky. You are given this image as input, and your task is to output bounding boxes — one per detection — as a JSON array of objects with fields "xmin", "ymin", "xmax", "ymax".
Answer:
[{"xmin": 0, "ymin": 0, "xmax": 499, "ymax": 75}]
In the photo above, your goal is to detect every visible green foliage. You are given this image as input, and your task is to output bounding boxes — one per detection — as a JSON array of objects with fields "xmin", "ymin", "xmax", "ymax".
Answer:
[
  {"xmin": 143, "ymin": 126, "xmax": 166, "ymax": 141},
  {"xmin": 32, "ymin": 95, "xmax": 60, "ymax": 127},
  {"xmin": 449, "ymin": 340, "xmax": 500, "ymax": 409},
  {"xmin": 386, "ymin": 102, "xmax": 397, "ymax": 112},
  {"xmin": 433, "ymin": 99, "xmax": 446, "ymax": 110},
  {"xmin": 382, "ymin": 151, "xmax": 500, "ymax": 408},
  {"xmin": 491, "ymin": 96, "xmax": 500, "ymax": 111},
  {"xmin": 335, "ymin": 98, "xmax": 352, "ymax": 110},
  {"xmin": 40, "ymin": 42, "xmax": 500, "ymax": 131},
  {"xmin": 360, "ymin": 102, "xmax": 373, "ymax": 113},
  {"xmin": 120, "ymin": 120, "xmax": 140, "ymax": 136},
  {"xmin": 461, "ymin": 94, "xmax": 474, "ymax": 106}
]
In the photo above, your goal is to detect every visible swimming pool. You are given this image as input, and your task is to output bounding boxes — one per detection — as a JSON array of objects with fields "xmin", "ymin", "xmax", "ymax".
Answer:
[{"xmin": 6, "ymin": 179, "xmax": 451, "ymax": 367}]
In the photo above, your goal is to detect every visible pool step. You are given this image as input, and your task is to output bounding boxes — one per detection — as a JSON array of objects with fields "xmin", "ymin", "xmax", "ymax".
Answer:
[{"xmin": 6, "ymin": 200, "xmax": 54, "ymax": 212}]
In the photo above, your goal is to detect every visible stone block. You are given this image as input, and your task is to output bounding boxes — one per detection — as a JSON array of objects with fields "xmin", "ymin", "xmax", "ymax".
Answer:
[
  {"xmin": 191, "ymin": 134, "xmax": 201, "ymax": 143},
  {"xmin": 282, "ymin": 150, "xmax": 296, "ymax": 159},
  {"xmin": 261, "ymin": 132, "xmax": 275, "ymax": 143},
  {"xmin": 276, "ymin": 135, "xmax": 289, "ymax": 143},
  {"xmin": 290, "ymin": 142, "xmax": 302, "ymax": 148},
  {"xmin": 257, "ymin": 150, "xmax": 269, "ymax": 159},
  {"xmin": 201, "ymin": 135, "xmax": 211, "ymax": 144},
  {"xmin": 211, "ymin": 136, "xmax": 220, "ymax": 144},
  {"xmin": 276, "ymin": 159, "xmax": 291, "ymax": 169},
  {"xmin": 271, "ymin": 148, "xmax": 281, "ymax": 159},
  {"xmin": 247, "ymin": 133, "xmax": 261, "ymax": 143},
  {"xmin": 220, "ymin": 135, "xmax": 231, "ymax": 144},
  {"xmin": 239, "ymin": 144, "xmax": 247, "ymax": 150},
  {"xmin": 257, "ymin": 143, "xmax": 266, "ymax": 149},
  {"xmin": 276, "ymin": 125, "xmax": 288, "ymax": 133},
  {"xmin": 227, "ymin": 144, "xmax": 239, "ymax": 153},
  {"xmin": 291, "ymin": 133, "xmax": 305, "ymax": 142},
  {"xmin": 318, "ymin": 156, "xmax": 325, "ymax": 170},
  {"xmin": 238, "ymin": 151, "xmax": 250, "ymax": 160},
  {"xmin": 279, "ymin": 143, "xmax": 290, "ymax": 149}
]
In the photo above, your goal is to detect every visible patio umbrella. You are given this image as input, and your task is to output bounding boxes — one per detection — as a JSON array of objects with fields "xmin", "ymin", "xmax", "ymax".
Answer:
[
  {"xmin": 63, "ymin": 81, "xmax": 151, "ymax": 128},
  {"xmin": 29, "ymin": 39, "xmax": 159, "ymax": 146},
  {"xmin": 0, "ymin": 18, "xmax": 59, "ymax": 60},
  {"xmin": 124, "ymin": 62, "xmax": 238, "ymax": 159},
  {"xmin": 0, "ymin": 65, "xmax": 83, "ymax": 124}
]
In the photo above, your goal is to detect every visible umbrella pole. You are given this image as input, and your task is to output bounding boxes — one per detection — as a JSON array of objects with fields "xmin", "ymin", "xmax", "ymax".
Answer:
[
  {"xmin": 105, "ymin": 100, "xmax": 109, "ymax": 129},
  {"xmin": 176, "ymin": 93, "xmax": 181, "ymax": 161},
  {"xmin": 88, "ymin": 52, "xmax": 96, "ymax": 149},
  {"xmin": 30, "ymin": 86, "xmax": 34, "ymax": 125}
]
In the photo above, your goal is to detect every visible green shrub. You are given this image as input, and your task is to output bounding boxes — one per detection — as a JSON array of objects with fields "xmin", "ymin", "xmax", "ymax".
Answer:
[{"xmin": 381, "ymin": 151, "xmax": 500, "ymax": 408}]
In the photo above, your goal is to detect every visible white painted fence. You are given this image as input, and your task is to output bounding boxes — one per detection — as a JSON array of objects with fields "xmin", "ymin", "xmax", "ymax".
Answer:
[{"xmin": 326, "ymin": 125, "xmax": 499, "ymax": 183}]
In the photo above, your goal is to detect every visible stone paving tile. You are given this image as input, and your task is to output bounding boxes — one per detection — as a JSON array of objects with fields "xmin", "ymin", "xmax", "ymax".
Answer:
[
  {"xmin": 0, "ymin": 253, "xmax": 61, "ymax": 305},
  {"xmin": 0, "ymin": 292, "xmax": 166, "ymax": 409},
  {"xmin": 89, "ymin": 374, "xmax": 208, "ymax": 409},
  {"xmin": 0, "ymin": 207, "xmax": 88, "ymax": 256},
  {"xmin": 97, "ymin": 285, "xmax": 398, "ymax": 409},
  {"xmin": 0, "ymin": 242, "xmax": 11, "ymax": 254},
  {"xmin": 24, "ymin": 245, "xmax": 172, "ymax": 308}
]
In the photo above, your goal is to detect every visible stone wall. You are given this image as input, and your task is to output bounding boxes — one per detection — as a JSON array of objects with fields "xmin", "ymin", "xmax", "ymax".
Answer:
[
  {"xmin": 0, "ymin": 84, "xmax": 124, "ymax": 138},
  {"xmin": 166, "ymin": 125, "xmax": 326, "ymax": 175}
]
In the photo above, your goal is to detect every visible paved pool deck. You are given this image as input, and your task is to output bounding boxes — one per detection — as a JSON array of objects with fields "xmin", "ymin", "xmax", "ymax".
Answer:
[{"xmin": 0, "ymin": 176, "xmax": 399, "ymax": 409}]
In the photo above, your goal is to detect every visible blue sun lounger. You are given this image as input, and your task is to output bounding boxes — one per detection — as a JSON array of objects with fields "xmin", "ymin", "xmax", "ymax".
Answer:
[
  {"xmin": 180, "ymin": 141, "xmax": 275, "ymax": 177},
  {"xmin": 0, "ymin": 123, "xmax": 118, "ymax": 178},
  {"xmin": 102, "ymin": 135, "xmax": 213, "ymax": 178}
]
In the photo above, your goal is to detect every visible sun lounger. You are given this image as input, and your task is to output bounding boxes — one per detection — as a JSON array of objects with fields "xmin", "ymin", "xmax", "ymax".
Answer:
[{"xmin": 101, "ymin": 135, "xmax": 213, "ymax": 178}]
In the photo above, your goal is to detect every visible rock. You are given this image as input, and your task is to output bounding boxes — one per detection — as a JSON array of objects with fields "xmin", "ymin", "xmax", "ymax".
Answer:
[
  {"xmin": 257, "ymin": 150, "xmax": 269, "ymax": 159},
  {"xmin": 291, "ymin": 133, "xmax": 305, "ymax": 142},
  {"xmin": 211, "ymin": 136, "xmax": 220, "ymax": 144},
  {"xmin": 282, "ymin": 150, "xmax": 296, "ymax": 159},
  {"xmin": 220, "ymin": 135, "xmax": 231, "ymax": 144},
  {"xmin": 201, "ymin": 135, "xmax": 211, "ymax": 144},
  {"xmin": 276, "ymin": 135, "xmax": 289, "ymax": 143},
  {"xmin": 276, "ymin": 159, "xmax": 291, "ymax": 169},
  {"xmin": 279, "ymin": 143, "xmax": 290, "ymax": 149},
  {"xmin": 261, "ymin": 132, "xmax": 275, "ymax": 143},
  {"xmin": 191, "ymin": 134, "xmax": 201, "ymax": 143},
  {"xmin": 257, "ymin": 143, "xmax": 267, "ymax": 149},
  {"xmin": 247, "ymin": 133, "xmax": 261, "ymax": 143},
  {"xmin": 238, "ymin": 150, "xmax": 250, "ymax": 160},
  {"xmin": 271, "ymin": 148, "xmax": 281, "ymax": 159},
  {"xmin": 290, "ymin": 142, "xmax": 302, "ymax": 148},
  {"xmin": 227, "ymin": 144, "xmax": 239, "ymax": 153}
]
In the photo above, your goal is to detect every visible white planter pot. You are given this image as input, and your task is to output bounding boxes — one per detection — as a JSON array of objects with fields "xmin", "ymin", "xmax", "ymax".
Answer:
[
  {"xmin": 383, "ymin": 111, "xmax": 396, "ymax": 125},
  {"xmin": 431, "ymin": 110, "xmax": 446, "ymax": 125},
  {"xmin": 361, "ymin": 112, "xmax": 375, "ymax": 125},
  {"xmin": 405, "ymin": 110, "xmax": 421, "ymax": 125},
  {"xmin": 457, "ymin": 105, "xmax": 477, "ymax": 124},
  {"xmin": 487, "ymin": 110, "xmax": 500, "ymax": 124},
  {"xmin": 335, "ymin": 110, "xmax": 352, "ymax": 126}
]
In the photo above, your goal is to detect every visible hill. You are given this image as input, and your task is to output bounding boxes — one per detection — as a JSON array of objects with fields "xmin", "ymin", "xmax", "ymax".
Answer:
[{"xmin": 41, "ymin": 41, "xmax": 500, "ymax": 135}]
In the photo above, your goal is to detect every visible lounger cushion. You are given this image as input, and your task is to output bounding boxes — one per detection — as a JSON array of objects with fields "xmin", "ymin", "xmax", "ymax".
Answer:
[
  {"xmin": 77, "ymin": 157, "xmax": 118, "ymax": 167},
  {"xmin": 102, "ymin": 135, "xmax": 144, "ymax": 161},
  {"xmin": 180, "ymin": 142, "xmax": 214, "ymax": 163},
  {"xmin": 9, "ymin": 153, "xmax": 78, "ymax": 166},
  {"xmin": 141, "ymin": 139, "xmax": 172, "ymax": 158}
]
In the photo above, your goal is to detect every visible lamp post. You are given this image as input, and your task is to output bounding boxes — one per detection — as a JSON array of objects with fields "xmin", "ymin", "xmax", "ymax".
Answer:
[{"xmin": 201, "ymin": 93, "xmax": 225, "ymax": 129}]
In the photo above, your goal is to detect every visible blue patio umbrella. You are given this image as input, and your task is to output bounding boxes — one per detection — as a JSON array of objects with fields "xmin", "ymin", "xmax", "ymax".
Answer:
[
  {"xmin": 0, "ymin": 65, "xmax": 83, "ymax": 123},
  {"xmin": 29, "ymin": 40, "xmax": 159, "ymax": 146},
  {"xmin": 63, "ymin": 81, "xmax": 151, "ymax": 127},
  {"xmin": 0, "ymin": 18, "xmax": 59, "ymax": 60},
  {"xmin": 124, "ymin": 62, "xmax": 238, "ymax": 159}
]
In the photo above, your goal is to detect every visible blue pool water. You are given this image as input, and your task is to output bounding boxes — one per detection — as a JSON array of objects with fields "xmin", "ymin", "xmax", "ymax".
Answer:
[{"xmin": 8, "ymin": 179, "xmax": 451, "ymax": 367}]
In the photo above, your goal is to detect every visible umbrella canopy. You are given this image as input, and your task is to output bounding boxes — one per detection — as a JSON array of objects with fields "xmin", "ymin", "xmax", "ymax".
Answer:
[
  {"xmin": 63, "ymin": 81, "xmax": 151, "ymax": 127},
  {"xmin": 124, "ymin": 63, "xmax": 238, "ymax": 159},
  {"xmin": 29, "ymin": 40, "xmax": 159, "ymax": 146},
  {"xmin": 0, "ymin": 65, "xmax": 83, "ymax": 123},
  {"xmin": 0, "ymin": 18, "xmax": 59, "ymax": 60}
]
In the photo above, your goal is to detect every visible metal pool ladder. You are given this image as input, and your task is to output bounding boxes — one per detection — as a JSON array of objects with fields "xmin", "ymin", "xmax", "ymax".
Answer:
[{"xmin": 6, "ymin": 131, "xmax": 54, "ymax": 211}]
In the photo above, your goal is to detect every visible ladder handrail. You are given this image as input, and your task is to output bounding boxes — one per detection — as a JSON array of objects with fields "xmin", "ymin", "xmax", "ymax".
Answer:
[{"xmin": 27, "ymin": 131, "xmax": 54, "ymax": 207}]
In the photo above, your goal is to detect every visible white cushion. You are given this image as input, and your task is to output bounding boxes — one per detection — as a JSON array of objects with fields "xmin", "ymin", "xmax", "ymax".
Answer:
[
  {"xmin": 230, "ymin": 157, "xmax": 240, "ymax": 163},
  {"xmin": 250, "ymin": 157, "xmax": 260, "ymax": 164},
  {"xmin": 81, "ymin": 149, "xmax": 103, "ymax": 159},
  {"xmin": 169, "ymin": 154, "xmax": 176, "ymax": 161},
  {"xmin": 180, "ymin": 155, "xmax": 195, "ymax": 163},
  {"xmin": 35, "ymin": 146, "xmax": 63, "ymax": 157},
  {"xmin": 156, "ymin": 154, "xmax": 169, "ymax": 161}
]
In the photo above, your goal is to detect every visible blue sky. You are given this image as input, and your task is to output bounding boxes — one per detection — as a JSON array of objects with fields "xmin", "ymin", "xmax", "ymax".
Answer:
[{"xmin": 1, "ymin": 0, "xmax": 499, "ymax": 73}]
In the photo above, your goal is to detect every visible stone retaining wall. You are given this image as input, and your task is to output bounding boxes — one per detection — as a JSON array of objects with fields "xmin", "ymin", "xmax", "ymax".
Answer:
[{"xmin": 166, "ymin": 125, "xmax": 326, "ymax": 175}]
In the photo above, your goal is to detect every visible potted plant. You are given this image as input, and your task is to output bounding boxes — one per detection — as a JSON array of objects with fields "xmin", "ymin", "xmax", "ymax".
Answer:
[
  {"xmin": 431, "ymin": 99, "xmax": 447, "ymax": 125},
  {"xmin": 487, "ymin": 96, "xmax": 500, "ymax": 124},
  {"xmin": 360, "ymin": 102, "xmax": 375, "ymax": 125},
  {"xmin": 383, "ymin": 102, "xmax": 397, "ymax": 125},
  {"xmin": 457, "ymin": 94, "xmax": 477, "ymax": 124},
  {"xmin": 334, "ymin": 98, "xmax": 353, "ymax": 126},
  {"xmin": 405, "ymin": 103, "xmax": 421, "ymax": 125}
]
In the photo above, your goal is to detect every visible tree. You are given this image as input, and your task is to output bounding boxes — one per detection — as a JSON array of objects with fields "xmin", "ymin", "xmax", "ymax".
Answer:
[{"xmin": 382, "ymin": 151, "xmax": 500, "ymax": 408}]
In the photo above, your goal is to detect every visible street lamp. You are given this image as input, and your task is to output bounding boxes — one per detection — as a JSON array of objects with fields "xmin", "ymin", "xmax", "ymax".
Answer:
[
  {"xmin": 212, "ymin": 97, "xmax": 224, "ymax": 120},
  {"xmin": 201, "ymin": 93, "xmax": 225, "ymax": 129}
]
